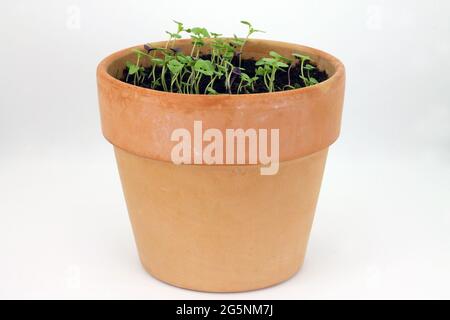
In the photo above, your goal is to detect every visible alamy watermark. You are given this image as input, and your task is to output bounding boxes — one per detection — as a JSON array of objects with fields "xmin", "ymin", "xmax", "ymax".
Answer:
[
  {"xmin": 66, "ymin": 5, "xmax": 81, "ymax": 30},
  {"xmin": 170, "ymin": 121, "xmax": 279, "ymax": 175}
]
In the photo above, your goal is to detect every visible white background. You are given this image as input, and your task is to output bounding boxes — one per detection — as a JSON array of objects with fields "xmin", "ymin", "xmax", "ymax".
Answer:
[{"xmin": 1, "ymin": 0, "xmax": 449, "ymax": 299}]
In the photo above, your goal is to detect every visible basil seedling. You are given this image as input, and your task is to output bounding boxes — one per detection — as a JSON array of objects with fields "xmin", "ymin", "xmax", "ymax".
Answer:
[{"xmin": 123, "ymin": 20, "xmax": 327, "ymax": 94}]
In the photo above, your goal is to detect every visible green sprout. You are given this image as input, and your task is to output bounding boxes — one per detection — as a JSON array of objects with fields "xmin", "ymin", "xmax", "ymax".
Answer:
[
  {"xmin": 167, "ymin": 58, "xmax": 184, "ymax": 92},
  {"xmin": 237, "ymin": 72, "xmax": 259, "ymax": 94},
  {"xmin": 255, "ymin": 51, "xmax": 290, "ymax": 92},
  {"xmin": 165, "ymin": 20, "xmax": 184, "ymax": 49},
  {"xmin": 123, "ymin": 20, "xmax": 326, "ymax": 94},
  {"xmin": 206, "ymin": 87, "xmax": 218, "ymax": 95},
  {"xmin": 193, "ymin": 58, "xmax": 215, "ymax": 94},
  {"xmin": 292, "ymin": 53, "xmax": 318, "ymax": 87},
  {"xmin": 237, "ymin": 21, "xmax": 264, "ymax": 67},
  {"xmin": 126, "ymin": 49, "xmax": 147, "ymax": 85},
  {"xmin": 187, "ymin": 27, "xmax": 210, "ymax": 57},
  {"xmin": 149, "ymin": 57, "xmax": 163, "ymax": 89}
]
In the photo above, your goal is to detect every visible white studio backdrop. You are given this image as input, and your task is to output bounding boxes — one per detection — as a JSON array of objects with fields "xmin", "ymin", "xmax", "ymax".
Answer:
[{"xmin": 0, "ymin": 0, "xmax": 449, "ymax": 299}]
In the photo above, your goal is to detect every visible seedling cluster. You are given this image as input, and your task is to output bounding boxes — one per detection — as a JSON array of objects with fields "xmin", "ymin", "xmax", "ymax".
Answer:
[{"xmin": 123, "ymin": 21, "xmax": 328, "ymax": 94}]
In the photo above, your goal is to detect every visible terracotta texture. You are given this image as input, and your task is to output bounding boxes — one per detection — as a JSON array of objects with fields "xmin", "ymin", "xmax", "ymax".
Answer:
[
  {"xmin": 96, "ymin": 39, "xmax": 345, "ymax": 292},
  {"xmin": 115, "ymin": 146, "xmax": 328, "ymax": 292}
]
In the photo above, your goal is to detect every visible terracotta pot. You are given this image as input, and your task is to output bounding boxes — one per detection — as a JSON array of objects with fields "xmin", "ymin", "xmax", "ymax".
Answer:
[{"xmin": 97, "ymin": 39, "xmax": 345, "ymax": 292}]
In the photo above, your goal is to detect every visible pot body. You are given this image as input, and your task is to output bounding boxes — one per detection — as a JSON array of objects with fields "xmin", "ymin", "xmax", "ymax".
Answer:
[
  {"xmin": 97, "ymin": 39, "xmax": 345, "ymax": 292},
  {"xmin": 115, "ymin": 146, "xmax": 328, "ymax": 292}
]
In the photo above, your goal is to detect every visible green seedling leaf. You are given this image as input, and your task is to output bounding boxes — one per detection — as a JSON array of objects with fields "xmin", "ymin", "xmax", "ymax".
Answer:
[
  {"xmin": 132, "ymin": 49, "xmax": 152, "ymax": 58},
  {"xmin": 292, "ymin": 53, "xmax": 311, "ymax": 61},
  {"xmin": 151, "ymin": 58, "xmax": 164, "ymax": 66},
  {"xmin": 128, "ymin": 64, "xmax": 140, "ymax": 75},
  {"xmin": 250, "ymin": 28, "xmax": 265, "ymax": 34},
  {"xmin": 269, "ymin": 51, "xmax": 291, "ymax": 63},
  {"xmin": 255, "ymin": 59, "xmax": 266, "ymax": 66},
  {"xmin": 240, "ymin": 72, "xmax": 251, "ymax": 81},
  {"xmin": 231, "ymin": 35, "xmax": 245, "ymax": 47},
  {"xmin": 308, "ymin": 77, "xmax": 319, "ymax": 85},
  {"xmin": 190, "ymin": 27, "xmax": 210, "ymax": 38},
  {"xmin": 256, "ymin": 57, "xmax": 278, "ymax": 66},
  {"xmin": 194, "ymin": 59, "xmax": 215, "ymax": 76},
  {"xmin": 206, "ymin": 87, "xmax": 218, "ymax": 95},
  {"xmin": 255, "ymin": 66, "xmax": 266, "ymax": 75},
  {"xmin": 167, "ymin": 59, "xmax": 184, "ymax": 74},
  {"xmin": 216, "ymin": 64, "xmax": 227, "ymax": 73},
  {"xmin": 269, "ymin": 51, "xmax": 283, "ymax": 59},
  {"xmin": 223, "ymin": 51, "xmax": 234, "ymax": 59},
  {"xmin": 176, "ymin": 54, "xmax": 189, "ymax": 64},
  {"xmin": 214, "ymin": 70, "xmax": 224, "ymax": 78},
  {"xmin": 191, "ymin": 36, "xmax": 205, "ymax": 47},
  {"xmin": 173, "ymin": 20, "xmax": 184, "ymax": 33},
  {"xmin": 223, "ymin": 42, "xmax": 235, "ymax": 51},
  {"xmin": 275, "ymin": 61, "xmax": 289, "ymax": 68},
  {"xmin": 241, "ymin": 21, "xmax": 265, "ymax": 35}
]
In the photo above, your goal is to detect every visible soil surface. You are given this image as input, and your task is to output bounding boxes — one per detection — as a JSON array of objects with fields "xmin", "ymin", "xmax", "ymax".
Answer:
[{"xmin": 121, "ymin": 55, "xmax": 328, "ymax": 94}]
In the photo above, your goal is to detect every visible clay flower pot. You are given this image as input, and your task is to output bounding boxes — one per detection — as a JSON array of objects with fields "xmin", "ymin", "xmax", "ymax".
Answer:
[{"xmin": 97, "ymin": 39, "xmax": 345, "ymax": 292}]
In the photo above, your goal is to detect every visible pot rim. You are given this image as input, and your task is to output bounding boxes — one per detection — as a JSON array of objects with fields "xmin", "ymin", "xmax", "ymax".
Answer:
[{"xmin": 97, "ymin": 38, "xmax": 345, "ymax": 100}]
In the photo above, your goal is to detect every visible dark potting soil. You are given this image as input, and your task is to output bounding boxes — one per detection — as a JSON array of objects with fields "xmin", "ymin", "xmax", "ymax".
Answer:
[{"xmin": 121, "ymin": 55, "xmax": 328, "ymax": 94}]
